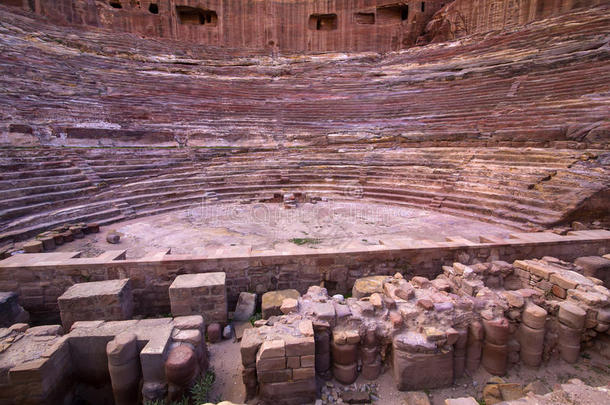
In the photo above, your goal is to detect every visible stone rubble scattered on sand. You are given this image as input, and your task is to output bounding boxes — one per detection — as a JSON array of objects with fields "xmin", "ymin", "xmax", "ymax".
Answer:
[{"xmin": 319, "ymin": 381, "xmax": 378, "ymax": 405}]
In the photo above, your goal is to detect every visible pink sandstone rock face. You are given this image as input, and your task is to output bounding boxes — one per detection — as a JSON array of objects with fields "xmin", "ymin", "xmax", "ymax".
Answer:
[
  {"xmin": 2, "ymin": 0, "xmax": 605, "ymax": 53},
  {"xmin": 1, "ymin": 0, "xmax": 448, "ymax": 52},
  {"xmin": 424, "ymin": 0, "xmax": 607, "ymax": 43}
]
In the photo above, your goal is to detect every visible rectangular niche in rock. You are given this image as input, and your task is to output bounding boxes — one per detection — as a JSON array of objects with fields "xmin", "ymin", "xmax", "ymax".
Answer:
[
  {"xmin": 355, "ymin": 12, "xmax": 375, "ymax": 25},
  {"xmin": 308, "ymin": 14, "xmax": 338, "ymax": 31},
  {"xmin": 176, "ymin": 6, "xmax": 218, "ymax": 26},
  {"xmin": 376, "ymin": 4, "xmax": 409, "ymax": 24}
]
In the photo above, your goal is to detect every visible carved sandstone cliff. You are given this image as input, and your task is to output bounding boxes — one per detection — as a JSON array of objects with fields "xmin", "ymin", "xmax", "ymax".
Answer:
[
  {"xmin": 1, "ymin": 0, "xmax": 605, "ymax": 52},
  {"xmin": 424, "ymin": 0, "xmax": 607, "ymax": 43}
]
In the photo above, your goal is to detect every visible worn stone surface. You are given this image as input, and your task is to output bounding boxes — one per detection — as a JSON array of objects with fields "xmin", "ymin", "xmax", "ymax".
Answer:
[
  {"xmin": 0, "ymin": 291, "xmax": 29, "ymax": 327},
  {"xmin": 233, "ymin": 292, "xmax": 256, "ymax": 322},
  {"xmin": 57, "ymin": 279, "xmax": 133, "ymax": 330},
  {"xmin": 262, "ymin": 289, "xmax": 300, "ymax": 319},
  {"xmin": 169, "ymin": 273, "xmax": 227, "ymax": 324}
]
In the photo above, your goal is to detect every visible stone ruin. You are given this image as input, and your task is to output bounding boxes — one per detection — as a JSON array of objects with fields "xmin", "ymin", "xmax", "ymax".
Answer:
[
  {"xmin": 241, "ymin": 255, "xmax": 610, "ymax": 404},
  {"xmin": 0, "ymin": 249, "xmax": 609, "ymax": 404},
  {"xmin": 0, "ymin": 316, "xmax": 208, "ymax": 405},
  {"xmin": 0, "ymin": 0, "xmax": 608, "ymax": 404}
]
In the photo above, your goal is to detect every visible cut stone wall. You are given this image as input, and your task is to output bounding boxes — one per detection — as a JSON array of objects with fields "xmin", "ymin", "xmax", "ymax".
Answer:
[
  {"xmin": 0, "ymin": 316, "xmax": 208, "ymax": 404},
  {"xmin": 241, "ymin": 317, "xmax": 316, "ymax": 404},
  {"xmin": 0, "ymin": 231, "xmax": 608, "ymax": 324}
]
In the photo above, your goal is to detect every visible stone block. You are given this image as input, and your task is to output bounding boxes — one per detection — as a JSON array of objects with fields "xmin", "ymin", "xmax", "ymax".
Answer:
[
  {"xmin": 285, "ymin": 334, "xmax": 315, "ymax": 357},
  {"xmin": 549, "ymin": 271, "xmax": 582, "ymax": 290},
  {"xmin": 393, "ymin": 341, "xmax": 453, "ymax": 390},
  {"xmin": 522, "ymin": 304, "xmax": 547, "ymax": 329},
  {"xmin": 169, "ymin": 273, "xmax": 227, "ymax": 324},
  {"xmin": 292, "ymin": 367, "xmax": 314, "ymax": 380},
  {"xmin": 286, "ymin": 356, "xmax": 300, "ymax": 369},
  {"xmin": 558, "ymin": 302, "xmax": 586, "ymax": 329},
  {"xmin": 300, "ymin": 354, "xmax": 314, "ymax": 368},
  {"xmin": 257, "ymin": 356, "xmax": 286, "ymax": 371},
  {"xmin": 258, "ymin": 378, "xmax": 316, "ymax": 403},
  {"xmin": 207, "ymin": 323, "xmax": 222, "ymax": 343},
  {"xmin": 57, "ymin": 279, "xmax": 133, "ymax": 330},
  {"xmin": 23, "ymin": 241, "xmax": 43, "ymax": 253},
  {"xmin": 258, "ymin": 339, "xmax": 285, "ymax": 359},
  {"xmin": 352, "ymin": 276, "xmax": 386, "ymax": 299},
  {"xmin": 261, "ymin": 289, "xmax": 300, "ymax": 319},
  {"xmin": 445, "ymin": 398, "xmax": 478, "ymax": 405},
  {"xmin": 552, "ymin": 284, "xmax": 567, "ymax": 299},
  {"xmin": 232, "ymin": 292, "xmax": 256, "ymax": 322},
  {"xmin": 258, "ymin": 368, "xmax": 292, "ymax": 383},
  {"xmin": 240, "ymin": 328, "xmax": 263, "ymax": 366},
  {"xmin": 280, "ymin": 298, "xmax": 298, "ymax": 314}
]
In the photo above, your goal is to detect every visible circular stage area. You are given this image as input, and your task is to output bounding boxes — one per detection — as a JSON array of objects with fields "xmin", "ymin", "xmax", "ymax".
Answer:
[{"xmin": 56, "ymin": 201, "xmax": 513, "ymax": 258}]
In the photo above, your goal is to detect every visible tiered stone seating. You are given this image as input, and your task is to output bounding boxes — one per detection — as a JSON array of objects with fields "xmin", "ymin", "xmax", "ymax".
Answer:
[
  {"xmin": 0, "ymin": 5, "xmax": 608, "ymax": 244},
  {"xmin": 1, "ymin": 145, "xmax": 607, "ymax": 244},
  {"xmin": 0, "ymin": 5, "xmax": 608, "ymax": 147}
]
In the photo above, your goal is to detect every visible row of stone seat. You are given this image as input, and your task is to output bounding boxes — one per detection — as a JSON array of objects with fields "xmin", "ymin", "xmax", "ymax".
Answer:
[
  {"xmin": 1, "ymin": 145, "xmax": 607, "ymax": 244},
  {"xmin": 0, "ymin": 5, "xmax": 608, "ymax": 148}
]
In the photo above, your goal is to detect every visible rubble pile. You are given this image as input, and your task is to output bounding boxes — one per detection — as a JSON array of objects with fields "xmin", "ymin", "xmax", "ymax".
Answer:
[{"xmin": 241, "ymin": 256, "xmax": 610, "ymax": 402}]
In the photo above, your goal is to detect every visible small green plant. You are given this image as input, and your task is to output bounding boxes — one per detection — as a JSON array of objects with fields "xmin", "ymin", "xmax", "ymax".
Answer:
[
  {"xmin": 191, "ymin": 369, "xmax": 217, "ymax": 404},
  {"xmin": 477, "ymin": 399, "xmax": 486, "ymax": 405},
  {"xmin": 289, "ymin": 237, "xmax": 321, "ymax": 245},
  {"xmin": 249, "ymin": 312, "xmax": 262, "ymax": 326}
]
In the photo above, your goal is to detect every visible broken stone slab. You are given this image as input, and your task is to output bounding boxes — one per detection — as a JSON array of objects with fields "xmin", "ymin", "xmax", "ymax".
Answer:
[
  {"xmin": 233, "ymin": 292, "xmax": 256, "ymax": 322},
  {"xmin": 575, "ymin": 256, "xmax": 610, "ymax": 287},
  {"xmin": 550, "ymin": 269, "xmax": 593, "ymax": 290},
  {"xmin": 233, "ymin": 321, "xmax": 252, "ymax": 341},
  {"xmin": 280, "ymin": 298, "xmax": 298, "ymax": 314},
  {"xmin": 352, "ymin": 276, "xmax": 387, "ymax": 299}
]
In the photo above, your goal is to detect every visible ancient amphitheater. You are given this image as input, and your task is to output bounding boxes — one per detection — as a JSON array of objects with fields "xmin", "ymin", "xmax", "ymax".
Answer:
[{"xmin": 0, "ymin": 1, "xmax": 609, "ymax": 405}]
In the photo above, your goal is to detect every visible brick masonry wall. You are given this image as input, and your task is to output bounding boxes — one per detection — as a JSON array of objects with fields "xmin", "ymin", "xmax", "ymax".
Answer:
[{"xmin": 0, "ymin": 231, "xmax": 608, "ymax": 324}]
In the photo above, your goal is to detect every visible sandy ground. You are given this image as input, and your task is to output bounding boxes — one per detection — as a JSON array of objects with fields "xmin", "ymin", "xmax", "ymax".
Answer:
[
  {"xmin": 207, "ymin": 337, "xmax": 610, "ymax": 405},
  {"xmin": 54, "ymin": 201, "xmax": 512, "ymax": 258}
]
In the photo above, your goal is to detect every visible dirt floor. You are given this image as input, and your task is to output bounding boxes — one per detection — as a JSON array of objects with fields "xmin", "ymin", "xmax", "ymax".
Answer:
[
  {"xmin": 207, "ymin": 337, "xmax": 610, "ymax": 405},
  {"xmin": 54, "ymin": 201, "xmax": 513, "ymax": 259}
]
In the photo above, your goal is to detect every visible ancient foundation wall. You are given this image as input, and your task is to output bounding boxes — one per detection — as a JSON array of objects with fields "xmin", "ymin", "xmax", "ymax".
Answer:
[{"xmin": 0, "ymin": 230, "xmax": 608, "ymax": 324}]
